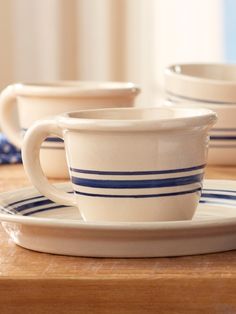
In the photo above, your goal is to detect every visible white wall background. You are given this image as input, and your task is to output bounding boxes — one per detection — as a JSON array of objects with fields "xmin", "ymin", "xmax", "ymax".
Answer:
[{"xmin": 0, "ymin": 0, "xmax": 224, "ymax": 105}]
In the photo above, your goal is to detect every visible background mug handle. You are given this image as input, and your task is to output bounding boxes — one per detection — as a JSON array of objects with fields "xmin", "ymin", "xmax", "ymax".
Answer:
[
  {"xmin": 0, "ymin": 85, "xmax": 22, "ymax": 148},
  {"xmin": 22, "ymin": 119, "xmax": 76, "ymax": 207}
]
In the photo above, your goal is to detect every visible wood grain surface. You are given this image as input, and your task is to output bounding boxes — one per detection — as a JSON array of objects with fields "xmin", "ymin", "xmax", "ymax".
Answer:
[{"xmin": 0, "ymin": 164, "xmax": 236, "ymax": 314}]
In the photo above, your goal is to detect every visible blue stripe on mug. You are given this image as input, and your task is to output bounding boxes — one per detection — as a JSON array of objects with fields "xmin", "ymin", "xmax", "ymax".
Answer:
[
  {"xmin": 70, "ymin": 164, "xmax": 205, "ymax": 175},
  {"xmin": 75, "ymin": 187, "xmax": 202, "ymax": 198},
  {"xmin": 71, "ymin": 173, "xmax": 203, "ymax": 189}
]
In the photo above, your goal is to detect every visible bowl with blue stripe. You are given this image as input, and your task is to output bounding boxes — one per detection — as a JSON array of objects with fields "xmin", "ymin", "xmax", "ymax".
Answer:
[
  {"xmin": 22, "ymin": 107, "xmax": 217, "ymax": 222},
  {"xmin": 0, "ymin": 81, "xmax": 140, "ymax": 178},
  {"xmin": 165, "ymin": 63, "xmax": 236, "ymax": 165}
]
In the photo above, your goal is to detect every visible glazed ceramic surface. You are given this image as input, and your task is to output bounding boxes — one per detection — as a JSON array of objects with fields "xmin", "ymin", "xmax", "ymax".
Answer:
[
  {"xmin": 165, "ymin": 63, "xmax": 236, "ymax": 166},
  {"xmin": 0, "ymin": 180, "xmax": 236, "ymax": 257},
  {"xmin": 0, "ymin": 81, "xmax": 140, "ymax": 178},
  {"xmin": 22, "ymin": 107, "xmax": 216, "ymax": 222}
]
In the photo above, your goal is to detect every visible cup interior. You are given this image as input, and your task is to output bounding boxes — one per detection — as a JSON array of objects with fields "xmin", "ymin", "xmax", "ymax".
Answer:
[
  {"xmin": 58, "ymin": 107, "xmax": 217, "ymax": 131},
  {"xmin": 67, "ymin": 107, "xmax": 213, "ymax": 121}
]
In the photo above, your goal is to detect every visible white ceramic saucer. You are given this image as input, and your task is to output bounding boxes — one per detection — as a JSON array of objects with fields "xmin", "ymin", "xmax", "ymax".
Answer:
[{"xmin": 0, "ymin": 180, "xmax": 236, "ymax": 258}]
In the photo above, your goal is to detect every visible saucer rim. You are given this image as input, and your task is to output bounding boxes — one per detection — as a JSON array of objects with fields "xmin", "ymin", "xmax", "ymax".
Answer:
[{"xmin": 0, "ymin": 179, "xmax": 236, "ymax": 231}]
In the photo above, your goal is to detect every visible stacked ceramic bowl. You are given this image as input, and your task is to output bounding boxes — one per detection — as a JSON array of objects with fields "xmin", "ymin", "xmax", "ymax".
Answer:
[{"xmin": 165, "ymin": 63, "xmax": 236, "ymax": 165}]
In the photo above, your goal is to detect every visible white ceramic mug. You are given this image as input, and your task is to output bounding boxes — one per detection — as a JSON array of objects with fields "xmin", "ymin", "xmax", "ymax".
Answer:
[
  {"xmin": 0, "ymin": 81, "xmax": 140, "ymax": 178},
  {"xmin": 165, "ymin": 63, "xmax": 236, "ymax": 165},
  {"xmin": 22, "ymin": 107, "xmax": 217, "ymax": 222}
]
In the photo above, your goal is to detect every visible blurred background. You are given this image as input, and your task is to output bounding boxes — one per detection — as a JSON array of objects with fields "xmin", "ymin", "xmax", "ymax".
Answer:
[{"xmin": 0, "ymin": 0, "xmax": 234, "ymax": 105}]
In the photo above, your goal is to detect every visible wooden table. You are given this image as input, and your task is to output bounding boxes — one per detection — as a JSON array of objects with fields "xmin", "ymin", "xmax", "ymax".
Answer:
[{"xmin": 1, "ymin": 164, "xmax": 236, "ymax": 313}]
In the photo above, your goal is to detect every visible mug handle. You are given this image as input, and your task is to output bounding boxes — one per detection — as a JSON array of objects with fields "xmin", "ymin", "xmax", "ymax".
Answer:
[
  {"xmin": 0, "ymin": 85, "xmax": 22, "ymax": 148},
  {"xmin": 22, "ymin": 119, "xmax": 76, "ymax": 207}
]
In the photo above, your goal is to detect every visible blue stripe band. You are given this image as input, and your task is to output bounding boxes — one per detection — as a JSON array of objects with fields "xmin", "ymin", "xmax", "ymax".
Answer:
[
  {"xmin": 70, "ymin": 164, "xmax": 205, "ymax": 176},
  {"xmin": 201, "ymin": 192, "xmax": 236, "ymax": 201},
  {"xmin": 22, "ymin": 129, "xmax": 63, "ymax": 143},
  {"xmin": 71, "ymin": 173, "xmax": 203, "ymax": 189},
  {"xmin": 13, "ymin": 199, "xmax": 56, "ymax": 213},
  {"xmin": 44, "ymin": 137, "xmax": 64, "ymax": 143},
  {"xmin": 210, "ymin": 136, "xmax": 236, "ymax": 140},
  {"xmin": 75, "ymin": 187, "xmax": 202, "ymax": 198},
  {"xmin": 7, "ymin": 192, "xmax": 73, "ymax": 208}
]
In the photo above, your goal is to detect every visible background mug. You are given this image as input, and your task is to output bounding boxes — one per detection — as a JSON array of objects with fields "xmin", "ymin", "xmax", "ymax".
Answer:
[
  {"xmin": 165, "ymin": 63, "xmax": 236, "ymax": 166},
  {"xmin": 22, "ymin": 107, "xmax": 217, "ymax": 222},
  {"xmin": 0, "ymin": 81, "xmax": 140, "ymax": 178}
]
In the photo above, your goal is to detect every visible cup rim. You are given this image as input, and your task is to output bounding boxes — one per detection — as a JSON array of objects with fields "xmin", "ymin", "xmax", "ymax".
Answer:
[
  {"xmin": 10, "ymin": 81, "xmax": 141, "ymax": 98},
  {"xmin": 56, "ymin": 106, "xmax": 217, "ymax": 131},
  {"xmin": 165, "ymin": 63, "xmax": 236, "ymax": 103}
]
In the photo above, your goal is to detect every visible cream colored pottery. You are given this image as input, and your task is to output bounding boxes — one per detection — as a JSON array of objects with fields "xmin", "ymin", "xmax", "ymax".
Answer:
[
  {"xmin": 0, "ymin": 81, "xmax": 140, "ymax": 178},
  {"xmin": 0, "ymin": 180, "xmax": 236, "ymax": 257},
  {"xmin": 22, "ymin": 107, "xmax": 216, "ymax": 222},
  {"xmin": 165, "ymin": 63, "xmax": 236, "ymax": 166}
]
